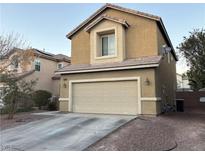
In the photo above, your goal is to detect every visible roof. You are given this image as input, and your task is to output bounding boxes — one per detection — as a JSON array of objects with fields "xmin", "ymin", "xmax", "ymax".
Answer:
[
  {"xmin": 56, "ymin": 55, "xmax": 162, "ymax": 74},
  {"xmin": 66, "ymin": 3, "xmax": 178, "ymax": 61},
  {"xmin": 52, "ymin": 74, "xmax": 61, "ymax": 80},
  {"xmin": 33, "ymin": 49, "xmax": 71, "ymax": 63},
  {"xmin": 66, "ymin": 3, "xmax": 160, "ymax": 39},
  {"xmin": 84, "ymin": 14, "xmax": 129, "ymax": 32},
  {"xmin": 3, "ymin": 48, "xmax": 71, "ymax": 63}
]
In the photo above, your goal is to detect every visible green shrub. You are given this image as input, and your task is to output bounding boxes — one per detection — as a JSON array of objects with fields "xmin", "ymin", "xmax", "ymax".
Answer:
[
  {"xmin": 2, "ymin": 92, "xmax": 34, "ymax": 114},
  {"xmin": 32, "ymin": 90, "xmax": 52, "ymax": 109}
]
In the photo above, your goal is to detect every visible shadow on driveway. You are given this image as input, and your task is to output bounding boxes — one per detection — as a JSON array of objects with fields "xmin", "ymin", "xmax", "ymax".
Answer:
[{"xmin": 0, "ymin": 112, "xmax": 135, "ymax": 151}]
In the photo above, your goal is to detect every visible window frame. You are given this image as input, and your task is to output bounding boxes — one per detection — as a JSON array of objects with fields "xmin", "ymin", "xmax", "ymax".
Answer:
[
  {"xmin": 34, "ymin": 59, "xmax": 41, "ymax": 71},
  {"xmin": 94, "ymin": 27, "xmax": 118, "ymax": 60},
  {"xmin": 100, "ymin": 34, "xmax": 115, "ymax": 57}
]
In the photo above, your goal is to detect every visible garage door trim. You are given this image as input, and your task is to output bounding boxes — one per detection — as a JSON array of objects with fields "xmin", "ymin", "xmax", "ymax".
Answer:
[{"xmin": 68, "ymin": 77, "xmax": 141, "ymax": 114}]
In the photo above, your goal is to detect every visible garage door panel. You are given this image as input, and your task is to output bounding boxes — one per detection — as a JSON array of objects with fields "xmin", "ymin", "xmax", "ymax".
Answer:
[{"xmin": 72, "ymin": 80, "xmax": 138, "ymax": 115}]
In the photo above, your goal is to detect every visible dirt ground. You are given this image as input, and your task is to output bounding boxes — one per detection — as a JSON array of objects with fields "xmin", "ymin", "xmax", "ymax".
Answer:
[
  {"xmin": 87, "ymin": 111, "xmax": 205, "ymax": 151},
  {"xmin": 0, "ymin": 111, "xmax": 52, "ymax": 130}
]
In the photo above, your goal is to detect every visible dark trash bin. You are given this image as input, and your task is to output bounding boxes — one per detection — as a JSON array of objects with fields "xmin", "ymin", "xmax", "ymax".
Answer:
[{"xmin": 176, "ymin": 99, "xmax": 184, "ymax": 112}]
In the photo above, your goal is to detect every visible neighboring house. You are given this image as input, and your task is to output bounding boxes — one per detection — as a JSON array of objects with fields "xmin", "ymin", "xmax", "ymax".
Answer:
[
  {"xmin": 0, "ymin": 48, "xmax": 70, "ymax": 96},
  {"xmin": 56, "ymin": 3, "xmax": 178, "ymax": 116},
  {"xmin": 176, "ymin": 73, "xmax": 191, "ymax": 91}
]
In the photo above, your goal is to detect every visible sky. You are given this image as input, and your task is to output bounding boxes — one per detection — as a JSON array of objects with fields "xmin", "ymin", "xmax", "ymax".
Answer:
[{"xmin": 0, "ymin": 3, "xmax": 205, "ymax": 74}]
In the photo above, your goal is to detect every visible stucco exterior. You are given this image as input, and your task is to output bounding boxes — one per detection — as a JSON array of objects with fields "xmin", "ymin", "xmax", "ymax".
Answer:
[
  {"xmin": 90, "ymin": 20, "xmax": 126, "ymax": 64},
  {"xmin": 71, "ymin": 8, "xmax": 159, "ymax": 64},
  {"xmin": 1, "ymin": 49, "xmax": 70, "ymax": 96},
  {"xmin": 59, "ymin": 4, "xmax": 177, "ymax": 115},
  {"xmin": 23, "ymin": 57, "xmax": 61, "ymax": 95},
  {"xmin": 59, "ymin": 69, "xmax": 161, "ymax": 115},
  {"xmin": 155, "ymin": 26, "xmax": 177, "ymax": 111}
]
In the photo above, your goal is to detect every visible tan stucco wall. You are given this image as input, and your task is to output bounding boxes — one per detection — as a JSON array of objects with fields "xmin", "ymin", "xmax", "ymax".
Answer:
[
  {"xmin": 23, "ymin": 57, "xmax": 62, "ymax": 95},
  {"xmin": 59, "ymin": 69, "xmax": 159, "ymax": 114},
  {"xmin": 90, "ymin": 20, "xmax": 126, "ymax": 64},
  {"xmin": 71, "ymin": 31, "xmax": 90, "ymax": 64},
  {"xmin": 70, "ymin": 8, "xmax": 158, "ymax": 64},
  {"xmin": 155, "ymin": 27, "xmax": 177, "ymax": 109},
  {"xmin": 65, "ymin": 7, "xmax": 176, "ymax": 115},
  {"xmin": 141, "ymin": 100, "xmax": 161, "ymax": 115}
]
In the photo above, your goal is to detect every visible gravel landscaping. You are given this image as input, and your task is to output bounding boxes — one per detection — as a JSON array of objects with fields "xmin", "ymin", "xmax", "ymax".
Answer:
[
  {"xmin": 0, "ymin": 111, "xmax": 52, "ymax": 130},
  {"xmin": 87, "ymin": 112, "xmax": 205, "ymax": 151}
]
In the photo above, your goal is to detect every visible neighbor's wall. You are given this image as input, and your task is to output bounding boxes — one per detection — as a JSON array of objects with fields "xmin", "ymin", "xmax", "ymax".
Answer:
[
  {"xmin": 23, "ymin": 57, "xmax": 59, "ymax": 95},
  {"xmin": 70, "ymin": 8, "xmax": 158, "ymax": 64}
]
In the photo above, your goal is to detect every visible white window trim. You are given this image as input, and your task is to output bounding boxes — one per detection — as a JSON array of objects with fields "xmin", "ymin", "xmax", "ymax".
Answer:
[
  {"xmin": 94, "ymin": 27, "xmax": 118, "ymax": 60},
  {"xmin": 68, "ymin": 77, "xmax": 142, "ymax": 114}
]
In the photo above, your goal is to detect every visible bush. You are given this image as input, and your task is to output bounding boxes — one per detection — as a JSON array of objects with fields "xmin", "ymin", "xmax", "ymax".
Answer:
[
  {"xmin": 2, "ymin": 91, "xmax": 34, "ymax": 114},
  {"xmin": 32, "ymin": 90, "xmax": 52, "ymax": 109},
  {"xmin": 48, "ymin": 96, "xmax": 59, "ymax": 111}
]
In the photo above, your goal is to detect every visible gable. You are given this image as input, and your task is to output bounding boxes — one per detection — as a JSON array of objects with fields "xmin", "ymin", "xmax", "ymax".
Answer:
[
  {"xmin": 66, "ymin": 3, "xmax": 160, "ymax": 39},
  {"xmin": 67, "ymin": 3, "xmax": 178, "ymax": 61},
  {"xmin": 84, "ymin": 14, "xmax": 129, "ymax": 32}
]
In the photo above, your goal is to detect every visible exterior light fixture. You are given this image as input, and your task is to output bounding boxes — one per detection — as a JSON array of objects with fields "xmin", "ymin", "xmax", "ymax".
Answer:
[
  {"xmin": 63, "ymin": 83, "xmax": 67, "ymax": 88},
  {"xmin": 145, "ymin": 78, "xmax": 150, "ymax": 86}
]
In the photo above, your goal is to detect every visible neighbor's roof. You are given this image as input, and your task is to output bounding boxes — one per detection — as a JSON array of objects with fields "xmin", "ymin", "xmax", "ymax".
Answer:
[
  {"xmin": 84, "ymin": 14, "xmax": 129, "ymax": 32},
  {"xmin": 56, "ymin": 55, "xmax": 162, "ymax": 74},
  {"xmin": 4, "ymin": 48, "xmax": 71, "ymax": 63},
  {"xmin": 33, "ymin": 49, "xmax": 71, "ymax": 63},
  {"xmin": 66, "ymin": 3, "xmax": 178, "ymax": 61}
]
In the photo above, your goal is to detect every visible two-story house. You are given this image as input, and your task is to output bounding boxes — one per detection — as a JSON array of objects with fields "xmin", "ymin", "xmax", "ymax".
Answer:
[
  {"xmin": 0, "ymin": 48, "xmax": 70, "ymax": 97},
  {"xmin": 56, "ymin": 3, "xmax": 178, "ymax": 116}
]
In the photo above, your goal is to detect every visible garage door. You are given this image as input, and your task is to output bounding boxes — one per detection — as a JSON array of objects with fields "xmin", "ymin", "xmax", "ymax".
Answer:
[{"xmin": 71, "ymin": 80, "xmax": 139, "ymax": 115}]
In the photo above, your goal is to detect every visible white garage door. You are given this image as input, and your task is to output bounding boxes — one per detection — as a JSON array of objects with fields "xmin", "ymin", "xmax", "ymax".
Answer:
[{"xmin": 71, "ymin": 80, "xmax": 139, "ymax": 115}]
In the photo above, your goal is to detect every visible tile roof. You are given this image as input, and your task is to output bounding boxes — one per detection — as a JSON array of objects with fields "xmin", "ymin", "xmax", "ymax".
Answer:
[
  {"xmin": 33, "ymin": 49, "xmax": 70, "ymax": 62},
  {"xmin": 56, "ymin": 55, "xmax": 162, "ymax": 74},
  {"xmin": 84, "ymin": 14, "xmax": 129, "ymax": 32}
]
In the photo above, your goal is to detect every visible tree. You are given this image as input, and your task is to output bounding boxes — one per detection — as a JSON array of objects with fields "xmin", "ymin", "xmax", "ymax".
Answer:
[
  {"xmin": 177, "ymin": 29, "xmax": 205, "ymax": 91},
  {"xmin": 0, "ymin": 33, "xmax": 34, "ymax": 73},
  {"xmin": 2, "ymin": 74, "xmax": 37, "ymax": 119},
  {"xmin": 0, "ymin": 33, "xmax": 36, "ymax": 119}
]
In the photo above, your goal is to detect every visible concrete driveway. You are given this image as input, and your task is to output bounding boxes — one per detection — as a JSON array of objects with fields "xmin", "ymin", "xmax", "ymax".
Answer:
[{"xmin": 0, "ymin": 112, "xmax": 135, "ymax": 151}]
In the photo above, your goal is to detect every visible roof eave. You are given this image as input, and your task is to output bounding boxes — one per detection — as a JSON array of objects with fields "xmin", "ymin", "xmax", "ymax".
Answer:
[
  {"xmin": 55, "ymin": 63, "xmax": 159, "ymax": 75},
  {"xmin": 158, "ymin": 18, "xmax": 178, "ymax": 61}
]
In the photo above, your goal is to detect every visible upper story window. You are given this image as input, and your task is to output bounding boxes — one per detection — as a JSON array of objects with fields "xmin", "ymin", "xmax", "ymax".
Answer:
[
  {"xmin": 35, "ymin": 59, "xmax": 40, "ymax": 71},
  {"xmin": 57, "ymin": 63, "xmax": 63, "ymax": 69},
  {"xmin": 11, "ymin": 56, "xmax": 19, "ymax": 69},
  {"xmin": 101, "ymin": 34, "xmax": 115, "ymax": 56},
  {"xmin": 13, "ymin": 59, "xmax": 18, "ymax": 69}
]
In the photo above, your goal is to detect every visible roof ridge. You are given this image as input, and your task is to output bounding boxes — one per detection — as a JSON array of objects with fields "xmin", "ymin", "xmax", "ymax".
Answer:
[
  {"xmin": 66, "ymin": 3, "xmax": 160, "ymax": 39},
  {"xmin": 105, "ymin": 3, "xmax": 161, "ymax": 20},
  {"xmin": 84, "ymin": 13, "xmax": 129, "ymax": 32}
]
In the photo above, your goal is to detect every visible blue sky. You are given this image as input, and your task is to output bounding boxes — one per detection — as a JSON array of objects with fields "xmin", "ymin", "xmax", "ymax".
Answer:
[{"xmin": 1, "ymin": 3, "xmax": 205, "ymax": 73}]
